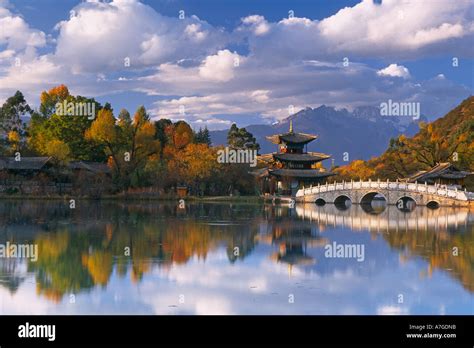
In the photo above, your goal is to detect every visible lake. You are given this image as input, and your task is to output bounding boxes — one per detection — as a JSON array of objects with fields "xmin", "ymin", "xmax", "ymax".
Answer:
[{"xmin": 0, "ymin": 200, "xmax": 472, "ymax": 315}]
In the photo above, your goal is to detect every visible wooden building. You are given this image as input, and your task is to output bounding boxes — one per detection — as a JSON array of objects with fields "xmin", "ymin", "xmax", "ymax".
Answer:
[
  {"xmin": 0, "ymin": 157, "xmax": 53, "ymax": 180},
  {"xmin": 406, "ymin": 162, "xmax": 473, "ymax": 188}
]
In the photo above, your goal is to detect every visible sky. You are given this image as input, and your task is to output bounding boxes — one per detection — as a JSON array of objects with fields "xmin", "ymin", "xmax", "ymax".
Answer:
[{"xmin": 0, "ymin": 0, "xmax": 473, "ymax": 130}]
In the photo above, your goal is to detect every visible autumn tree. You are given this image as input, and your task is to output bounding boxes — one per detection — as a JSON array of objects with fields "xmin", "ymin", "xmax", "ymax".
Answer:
[
  {"xmin": 85, "ymin": 109, "xmax": 121, "ymax": 175},
  {"xmin": 120, "ymin": 106, "xmax": 161, "ymax": 188},
  {"xmin": 39, "ymin": 84, "xmax": 70, "ymax": 117},
  {"xmin": 162, "ymin": 120, "xmax": 202, "ymax": 189},
  {"xmin": 29, "ymin": 85, "xmax": 106, "ymax": 161},
  {"xmin": 170, "ymin": 121, "xmax": 194, "ymax": 149},
  {"xmin": 167, "ymin": 143, "xmax": 219, "ymax": 194},
  {"xmin": 45, "ymin": 139, "xmax": 71, "ymax": 165},
  {"xmin": 334, "ymin": 96, "xmax": 474, "ymax": 190}
]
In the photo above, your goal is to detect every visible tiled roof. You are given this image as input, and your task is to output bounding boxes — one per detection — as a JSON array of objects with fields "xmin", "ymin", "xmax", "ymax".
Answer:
[
  {"xmin": 273, "ymin": 152, "xmax": 330, "ymax": 162},
  {"xmin": 68, "ymin": 161, "xmax": 111, "ymax": 174},
  {"xmin": 0, "ymin": 157, "xmax": 51, "ymax": 170},
  {"xmin": 407, "ymin": 162, "xmax": 472, "ymax": 182},
  {"xmin": 266, "ymin": 132, "xmax": 317, "ymax": 145},
  {"xmin": 269, "ymin": 168, "xmax": 335, "ymax": 178}
]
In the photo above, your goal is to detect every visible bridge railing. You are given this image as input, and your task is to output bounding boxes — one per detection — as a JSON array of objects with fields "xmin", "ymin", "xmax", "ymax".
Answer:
[{"xmin": 296, "ymin": 179, "xmax": 472, "ymax": 201}]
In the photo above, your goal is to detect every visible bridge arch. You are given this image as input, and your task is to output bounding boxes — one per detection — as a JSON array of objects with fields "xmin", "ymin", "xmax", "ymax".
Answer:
[
  {"xmin": 315, "ymin": 198, "xmax": 326, "ymax": 206},
  {"xmin": 396, "ymin": 195, "xmax": 417, "ymax": 211},
  {"xmin": 426, "ymin": 200, "xmax": 440, "ymax": 209},
  {"xmin": 360, "ymin": 191, "xmax": 387, "ymax": 205},
  {"xmin": 334, "ymin": 195, "xmax": 352, "ymax": 210}
]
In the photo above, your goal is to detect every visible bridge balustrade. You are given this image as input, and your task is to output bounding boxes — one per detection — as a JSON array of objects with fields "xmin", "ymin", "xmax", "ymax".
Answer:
[{"xmin": 297, "ymin": 180, "xmax": 472, "ymax": 202}]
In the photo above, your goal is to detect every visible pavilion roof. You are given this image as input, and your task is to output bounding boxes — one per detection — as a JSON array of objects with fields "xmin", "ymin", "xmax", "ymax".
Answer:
[
  {"xmin": 269, "ymin": 168, "xmax": 335, "ymax": 178},
  {"xmin": 266, "ymin": 132, "xmax": 317, "ymax": 145},
  {"xmin": 273, "ymin": 152, "xmax": 330, "ymax": 162}
]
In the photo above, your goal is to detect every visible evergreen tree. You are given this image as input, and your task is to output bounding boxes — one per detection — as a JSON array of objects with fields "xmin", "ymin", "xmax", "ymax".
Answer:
[
  {"xmin": 194, "ymin": 126, "xmax": 211, "ymax": 145},
  {"xmin": 227, "ymin": 123, "xmax": 259, "ymax": 151}
]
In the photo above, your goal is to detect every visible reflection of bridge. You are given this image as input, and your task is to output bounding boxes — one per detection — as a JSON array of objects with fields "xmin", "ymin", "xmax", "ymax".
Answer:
[
  {"xmin": 294, "ymin": 204, "xmax": 474, "ymax": 233},
  {"xmin": 296, "ymin": 180, "xmax": 474, "ymax": 207}
]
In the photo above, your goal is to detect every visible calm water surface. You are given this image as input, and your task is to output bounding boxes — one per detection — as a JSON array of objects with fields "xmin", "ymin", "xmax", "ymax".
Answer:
[{"xmin": 0, "ymin": 200, "xmax": 472, "ymax": 315}]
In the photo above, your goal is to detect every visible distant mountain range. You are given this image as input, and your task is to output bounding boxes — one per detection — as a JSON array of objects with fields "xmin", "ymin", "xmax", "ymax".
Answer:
[{"xmin": 210, "ymin": 105, "xmax": 426, "ymax": 165}]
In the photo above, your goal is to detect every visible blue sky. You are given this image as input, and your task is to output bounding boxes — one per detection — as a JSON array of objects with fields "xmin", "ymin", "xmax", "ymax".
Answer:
[{"xmin": 1, "ymin": 0, "xmax": 473, "ymax": 129}]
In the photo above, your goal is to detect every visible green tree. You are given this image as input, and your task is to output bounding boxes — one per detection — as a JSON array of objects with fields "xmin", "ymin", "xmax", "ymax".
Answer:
[
  {"xmin": 0, "ymin": 91, "xmax": 32, "ymax": 154},
  {"xmin": 194, "ymin": 126, "xmax": 212, "ymax": 145},
  {"xmin": 154, "ymin": 118, "xmax": 172, "ymax": 149},
  {"xmin": 227, "ymin": 123, "xmax": 260, "ymax": 151},
  {"xmin": 29, "ymin": 85, "xmax": 106, "ymax": 161}
]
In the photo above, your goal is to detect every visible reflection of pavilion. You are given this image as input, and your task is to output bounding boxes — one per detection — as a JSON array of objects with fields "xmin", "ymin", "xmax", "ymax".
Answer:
[{"xmin": 258, "ymin": 219, "xmax": 328, "ymax": 276}]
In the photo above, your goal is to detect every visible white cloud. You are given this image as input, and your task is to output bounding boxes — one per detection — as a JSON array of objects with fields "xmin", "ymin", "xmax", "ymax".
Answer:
[
  {"xmin": 318, "ymin": 0, "xmax": 473, "ymax": 57},
  {"xmin": 0, "ymin": 2, "xmax": 46, "ymax": 60},
  {"xmin": 0, "ymin": 0, "xmax": 472, "ymax": 128},
  {"xmin": 54, "ymin": 0, "xmax": 228, "ymax": 73},
  {"xmin": 243, "ymin": 0, "xmax": 474, "ymax": 64},
  {"xmin": 240, "ymin": 15, "xmax": 270, "ymax": 36},
  {"xmin": 199, "ymin": 50, "xmax": 242, "ymax": 82},
  {"xmin": 145, "ymin": 57, "xmax": 470, "ymax": 128},
  {"xmin": 377, "ymin": 64, "xmax": 410, "ymax": 79}
]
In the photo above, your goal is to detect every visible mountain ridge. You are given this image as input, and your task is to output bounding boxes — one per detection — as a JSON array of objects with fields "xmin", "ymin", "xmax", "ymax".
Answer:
[{"xmin": 210, "ymin": 105, "xmax": 425, "ymax": 164}]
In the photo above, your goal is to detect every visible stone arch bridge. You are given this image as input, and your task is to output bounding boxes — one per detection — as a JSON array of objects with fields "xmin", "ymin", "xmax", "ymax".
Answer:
[{"xmin": 295, "ymin": 180, "xmax": 473, "ymax": 207}]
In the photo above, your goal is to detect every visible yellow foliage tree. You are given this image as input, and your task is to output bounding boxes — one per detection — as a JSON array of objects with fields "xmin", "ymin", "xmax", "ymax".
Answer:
[
  {"xmin": 85, "ymin": 108, "xmax": 121, "ymax": 173},
  {"xmin": 7, "ymin": 130, "xmax": 20, "ymax": 152},
  {"xmin": 45, "ymin": 139, "xmax": 71, "ymax": 164}
]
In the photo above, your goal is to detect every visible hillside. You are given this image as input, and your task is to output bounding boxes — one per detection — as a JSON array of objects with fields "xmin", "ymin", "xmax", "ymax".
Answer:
[{"xmin": 335, "ymin": 96, "xmax": 474, "ymax": 188}]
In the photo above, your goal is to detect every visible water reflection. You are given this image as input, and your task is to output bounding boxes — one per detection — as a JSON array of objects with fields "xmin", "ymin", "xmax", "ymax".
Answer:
[{"xmin": 0, "ymin": 200, "xmax": 472, "ymax": 314}]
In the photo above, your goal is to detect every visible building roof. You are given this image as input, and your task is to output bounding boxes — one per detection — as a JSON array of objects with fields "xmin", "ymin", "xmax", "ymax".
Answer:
[
  {"xmin": 269, "ymin": 168, "xmax": 335, "ymax": 178},
  {"xmin": 266, "ymin": 121, "xmax": 318, "ymax": 145},
  {"xmin": 68, "ymin": 161, "xmax": 111, "ymax": 174},
  {"xmin": 266, "ymin": 132, "xmax": 317, "ymax": 145},
  {"xmin": 256, "ymin": 153, "xmax": 275, "ymax": 164},
  {"xmin": 0, "ymin": 157, "xmax": 51, "ymax": 170},
  {"xmin": 407, "ymin": 162, "xmax": 473, "ymax": 183},
  {"xmin": 249, "ymin": 167, "xmax": 271, "ymax": 178},
  {"xmin": 273, "ymin": 152, "xmax": 330, "ymax": 163}
]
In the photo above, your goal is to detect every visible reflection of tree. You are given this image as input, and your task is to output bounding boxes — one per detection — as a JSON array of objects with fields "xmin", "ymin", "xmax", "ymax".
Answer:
[
  {"xmin": 0, "ymin": 259, "xmax": 25, "ymax": 293},
  {"xmin": 383, "ymin": 223, "xmax": 474, "ymax": 293},
  {"xmin": 0, "ymin": 201, "xmax": 260, "ymax": 302},
  {"xmin": 82, "ymin": 251, "xmax": 113, "ymax": 286},
  {"xmin": 29, "ymin": 231, "xmax": 94, "ymax": 302}
]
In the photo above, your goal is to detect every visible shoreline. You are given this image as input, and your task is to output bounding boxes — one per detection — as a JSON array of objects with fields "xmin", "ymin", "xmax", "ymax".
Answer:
[{"xmin": 0, "ymin": 194, "xmax": 265, "ymax": 203}]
